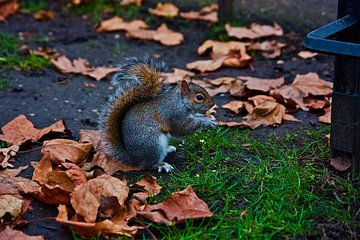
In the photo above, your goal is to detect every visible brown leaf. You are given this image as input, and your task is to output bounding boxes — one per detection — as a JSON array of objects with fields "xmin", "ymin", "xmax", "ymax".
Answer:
[
  {"xmin": 330, "ymin": 157, "xmax": 351, "ymax": 172},
  {"xmin": 0, "ymin": 165, "xmax": 28, "ymax": 178},
  {"xmin": 180, "ymin": 3, "xmax": 218, "ymax": 22},
  {"xmin": 70, "ymin": 174, "xmax": 129, "ymax": 223},
  {"xmin": 206, "ymin": 77, "xmax": 236, "ymax": 86},
  {"xmin": 206, "ymin": 84, "xmax": 232, "ymax": 97},
  {"xmin": 225, "ymin": 22, "xmax": 283, "ymax": 40},
  {"xmin": 222, "ymin": 101, "xmax": 245, "ymax": 114},
  {"xmin": 79, "ymin": 129, "xmax": 103, "ymax": 150},
  {"xmin": 138, "ymin": 186, "xmax": 212, "ymax": 225},
  {"xmin": 33, "ymin": 10, "xmax": 55, "ymax": 21},
  {"xmin": 217, "ymin": 121, "xmax": 245, "ymax": 127},
  {"xmin": 51, "ymin": 55, "xmax": 118, "ymax": 81},
  {"xmin": 96, "ymin": 17, "xmax": 148, "ymax": 32},
  {"xmin": 148, "ymin": 3, "xmax": 179, "ymax": 17},
  {"xmin": 0, "ymin": 115, "xmax": 67, "ymax": 146},
  {"xmin": 1, "ymin": 226, "xmax": 44, "ymax": 240},
  {"xmin": 200, "ymin": 3, "xmax": 218, "ymax": 13},
  {"xmin": 0, "ymin": 195, "xmax": 24, "ymax": 220},
  {"xmin": 56, "ymin": 205, "xmax": 141, "ymax": 238},
  {"xmin": 42, "ymin": 139, "xmax": 93, "ymax": 164},
  {"xmin": 84, "ymin": 151, "xmax": 141, "ymax": 175},
  {"xmin": 239, "ymin": 76, "xmax": 285, "ymax": 92},
  {"xmin": 0, "ymin": 145, "xmax": 19, "ymax": 168},
  {"xmin": 132, "ymin": 176, "xmax": 162, "ymax": 198},
  {"xmin": 229, "ymin": 79, "xmax": 247, "ymax": 98},
  {"xmin": 186, "ymin": 57, "xmax": 225, "ymax": 73},
  {"xmin": 162, "ymin": 68, "xmax": 195, "ymax": 84},
  {"xmin": 292, "ymin": 73, "xmax": 333, "ymax": 97},
  {"xmin": 248, "ymin": 40, "xmax": 286, "ymax": 58},
  {"xmin": 319, "ymin": 107, "xmax": 331, "ymax": 124},
  {"xmin": 120, "ymin": 0, "xmax": 142, "ymax": 6},
  {"xmin": 198, "ymin": 40, "xmax": 249, "ymax": 57},
  {"xmin": 283, "ymin": 114, "xmax": 300, "ymax": 122},
  {"xmin": 222, "ymin": 49, "xmax": 253, "ymax": 68},
  {"xmin": 298, "ymin": 51, "xmax": 318, "ymax": 59},
  {"xmin": 0, "ymin": 0, "xmax": 18, "ymax": 22},
  {"xmin": 270, "ymin": 85, "xmax": 307, "ymax": 110},
  {"xmin": 32, "ymin": 153, "xmax": 53, "ymax": 185},
  {"xmin": 304, "ymin": 97, "xmax": 329, "ymax": 110}
]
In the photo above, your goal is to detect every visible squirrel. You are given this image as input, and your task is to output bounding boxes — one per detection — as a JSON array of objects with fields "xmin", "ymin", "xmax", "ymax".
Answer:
[{"xmin": 98, "ymin": 56, "xmax": 217, "ymax": 173}]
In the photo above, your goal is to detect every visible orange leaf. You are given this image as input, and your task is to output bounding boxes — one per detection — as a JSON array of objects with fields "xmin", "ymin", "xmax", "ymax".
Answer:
[
  {"xmin": 132, "ymin": 176, "xmax": 162, "ymax": 198},
  {"xmin": 162, "ymin": 68, "xmax": 195, "ymax": 84},
  {"xmin": 249, "ymin": 40, "xmax": 286, "ymax": 58},
  {"xmin": 148, "ymin": 3, "xmax": 179, "ymax": 17},
  {"xmin": 120, "ymin": 0, "xmax": 142, "ymax": 6},
  {"xmin": 239, "ymin": 76, "xmax": 285, "ymax": 92},
  {"xmin": 297, "ymin": 51, "xmax": 318, "ymax": 59},
  {"xmin": 33, "ymin": 10, "xmax": 55, "ymax": 21},
  {"xmin": 79, "ymin": 129, "xmax": 103, "ymax": 150},
  {"xmin": 0, "ymin": 115, "xmax": 68, "ymax": 146},
  {"xmin": 0, "ymin": 0, "xmax": 18, "ymax": 22},
  {"xmin": 319, "ymin": 107, "xmax": 331, "ymax": 124},
  {"xmin": 226, "ymin": 22, "xmax": 283, "ymax": 40},
  {"xmin": 222, "ymin": 101, "xmax": 245, "ymax": 115},
  {"xmin": 70, "ymin": 174, "xmax": 129, "ymax": 223},
  {"xmin": 96, "ymin": 17, "xmax": 147, "ymax": 32},
  {"xmin": 186, "ymin": 57, "xmax": 225, "ymax": 73},
  {"xmin": 138, "ymin": 186, "xmax": 212, "ymax": 225}
]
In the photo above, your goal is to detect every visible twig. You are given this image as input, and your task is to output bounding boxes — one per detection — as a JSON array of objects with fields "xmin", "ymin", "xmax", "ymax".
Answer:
[{"xmin": 135, "ymin": 217, "xmax": 158, "ymax": 240}]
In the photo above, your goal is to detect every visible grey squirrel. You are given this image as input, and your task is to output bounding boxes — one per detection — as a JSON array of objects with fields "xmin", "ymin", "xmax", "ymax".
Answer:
[{"xmin": 98, "ymin": 56, "xmax": 216, "ymax": 173}]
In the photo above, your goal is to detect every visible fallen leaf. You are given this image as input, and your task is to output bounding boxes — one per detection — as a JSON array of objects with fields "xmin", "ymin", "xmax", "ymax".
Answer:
[
  {"xmin": 0, "ymin": 0, "xmax": 18, "ymax": 22},
  {"xmin": 186, "ymin": 57, "xmax": 225, "ymax": 73},
  {"xmin": 0, "ymin": 115, "xmax": 68, "ymax": 146},
  {"xmin": 132, "ymin": 176, "xmax": 162, "ymax": 198},
  {"xmin": 120, "ymin": 0, "xmax": 142, "ymax": 6},
  {"xmin": 0, "ymin": 165, "xmax": 28, "ymax": 178},
  {"xmin": 304, "ymin": 97, "xmax": 329, "ymax": 110},
  {"xmin": 330, "ymin": 157, "xmax": 351, "ymax": 171},
  {"xmin": 0, "ymin": 145, "xmax": 19, "ymax": 168},
  {"xmin": 79, "ymin": 129, "xmax": 103, "ymax": 150},
  {"xmin": 51, "ymin": 55, "xmax": 118, "ymax": 81},
  {"xmin": 225, "ymin": 22, "xmax": 283, "ymax": 40},
  {"xmin": 319, "ymin": 107, "xmax": 331, "ymax": 124},
  {"xmin": 222, "ymin": 101, "xmax": 245, "ymax": 114},
  {"xmin": 217, "ymin": 121, "xmax": 244, "ymax": 127},
  {"xmin": 249, "ymin": 40, "xmax": 286, "ymax": 58},
  {"xmin": 229, "ymin": 79, "xmax": 247, "ymax": 98},
  {"xmin": 42, "ymin": 139, "xmax": 93, "ymax": 164},
  {"xmin": 180, "ymin": 11, "xmax": 217, "ymax": 23},
  {"xmin": 0, "ymin": 195, "xmax": 24, "ymax": 220},
  {"xmin": 198, "ymin": 40, "xmax": 250, "ymax": 58},
  {"xmin": 199, "ymin": 3, "xmax": 218, "ymax": 14},
  {"xmin": 1, "ymin": 226, "xmax": 44, "ymax": 240},
  {"xmin": 205, "ymin": 77, "xmax": 236, "ymax": 86},
  {"xmin": 56, "ymin": 205, "xmax": 141, "ymax": 237},
  {"xmin": 70, "ymin": 174, "xmax": 129, "ymax": 223},
  {"xmin": 33, "ymin": 10, "xmax": 55, "ymax": 21},
  {"xmin": 283, "ymin": 114, "xmax": 300, "ymax": 122},
  {"xmin": 96, "ymin": 17, "xmax": 148, "ymax": 32},
  {"xmin": 162, "ymin": 68, "xmax": 195, "ymax": 84},
  {"xmin": 239, "ymin": 76, "xmax": 285, "ymax": 92},
  {"xmin": 206, "ymin": 84, "xmax": 232, "ymax": 96},
  {"xmin": 298, "ymin": 51, "xmax": 318, "ymax": 59},
  {"xmin": 148, "ymin": 3, "xmax": 179, "ymax": 17},
  {"xmin": 138, "ymin": 186, "xmax": 212, "ymax": 225},
  {"xmin": 84, "ymin": 151, "xmax": 141, "ymax": 175}
]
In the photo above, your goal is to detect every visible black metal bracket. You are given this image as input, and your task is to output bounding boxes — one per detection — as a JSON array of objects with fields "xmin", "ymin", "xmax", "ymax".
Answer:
[{"xmin": 304, "ymin": 15, "xmax": 360, "ymax": 57}]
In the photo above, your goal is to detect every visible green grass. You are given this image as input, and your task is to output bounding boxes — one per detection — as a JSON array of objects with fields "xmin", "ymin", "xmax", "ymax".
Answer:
[
  {"xmin": 144, "ymin": 126, "xmax": 360, "ymax": 239},
  {"xmin": 20, "ymin": 0, "xmax": 47, "ymax": 13},
  {"xmin": 0, "ymin": 33, "xmax": 50, "ymax": 69},
  {"xmin": 69, "ymin": 1, "xmax": 139, "ymax": 24},
  {"xmin": 0, "ymin": 79, "xmax": 10, "ymax": 89}
]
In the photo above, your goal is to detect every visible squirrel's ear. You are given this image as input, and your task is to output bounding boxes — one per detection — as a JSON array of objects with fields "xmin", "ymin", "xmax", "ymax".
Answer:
[{"xmin": 180, "ymin": 80, "xmax": 190, "ymax": 96}]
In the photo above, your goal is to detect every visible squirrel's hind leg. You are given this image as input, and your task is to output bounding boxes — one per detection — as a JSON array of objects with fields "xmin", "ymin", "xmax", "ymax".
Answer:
[{"xmin": 156, "ymin": 133, "xmax": 175, "ymax": 173}]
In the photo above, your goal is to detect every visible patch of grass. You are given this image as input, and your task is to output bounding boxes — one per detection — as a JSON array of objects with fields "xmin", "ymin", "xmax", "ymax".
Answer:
[
  {"xmin": 0, "ymin": 141, "xmax": 7, "ymax": 148},
  {"xmin": 0, "ymin": 33, "xmax": 50, "ymax": 69},
  {"xmin": 112, "ymin": 42, "xmax": 129, "ymax": 56},
  {"xmin": 20, "ymin": 0, "xmax": 47, "ymax": 13},
  {"xmin": 70, "ymin": 1, "xmax": 139, "ymax": 24},
  {"xmin": 0, "ymin": 79, "xmax": 10, "ymax": 89},
  {"xmin": 148, "ymin": 126, "xmax": 360, "ymax": 239}
]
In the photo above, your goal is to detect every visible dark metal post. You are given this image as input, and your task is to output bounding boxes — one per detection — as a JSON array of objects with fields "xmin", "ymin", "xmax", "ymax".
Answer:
[{"xmin": 218, "ymin": 0, "xmax": 233, "ymax": 23}]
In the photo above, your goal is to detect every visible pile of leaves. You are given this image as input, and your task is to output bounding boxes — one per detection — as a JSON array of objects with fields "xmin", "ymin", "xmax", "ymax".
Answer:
[{"xmin": 0, "ymin": 115, "xmax": 212, "ymax": 238}]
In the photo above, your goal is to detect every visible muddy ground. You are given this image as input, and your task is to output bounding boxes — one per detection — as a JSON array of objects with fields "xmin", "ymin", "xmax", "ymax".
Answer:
[{"xmin": 0, "ymin": 1, "xmax": 335, "ymax": 239}]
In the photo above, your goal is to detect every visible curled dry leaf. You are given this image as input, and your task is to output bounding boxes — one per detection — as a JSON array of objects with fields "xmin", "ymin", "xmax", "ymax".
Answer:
[
  {"xmin": 0, "ymin": 145, "xmax": 19, "ymax": 168},
  {"xmin": 126, "ymin": 23, "xmax": 184, "ymax": 46},
  {"xmin": 249, "ymin": 40, "xmax": 286, "ymax": 58},
  {"xmin": 120, "ymin": 0, "xmax": 142, "ymax": 6},
  {"xmin": 298, "ymin": 51, "xmax": 318, "ymax": 59},
  {"xmin": 83, "ymin": 151, "xmax": 141, "ymax": 175},
  {"xmin": 222, "ymin": 101, "xmax": 245, "ymax": 115},
  {"xmin": 70, "ymin": 174, "xmax": 129, "ymax": 223},
  {"xmin": 0, "ymin": 165, "xmax": 28, "ymax": 178},
  {"xmin": 186, "ymin": 56, "xmax": 225, "ymax": 73},
  {"xmin": 42, "ymin": 139, "xmax": 93, "ymax": 164},
  {"xmin": 132, "ymin": 176, "xmax": 162, "ymax": 198},
  {"xmin": 33, "ymin": 10, "xmax": 55, "ymax": 21},
  {"xmin": 79, "ymin": 129, "xmax": 103, "ymax": 150},
  {"xmin": 304, "ymin": 97, "xmax": 329, "ymax": 110},
  {"xmin": 51, "ymin": 55, "xmax": 118, "ymax": 81},
  {"xmin": 230, "ymin": 79, "xmax": 247, "ymax": 98},
  {"xmin": 206, "ymin": 77, "xmax": 236, "ymax": 86},
  {"xmin": 0, "ymin": 114, "xmax": 68, "ymax": 146},
  {"xmin": 148, "ymin": 2, "xmax": 179, "ymax": 17},
  {"xmin": 330, "ymin": 157, "xmax": 351, "ymax": 172},
  {"xmin": 162, "ymin": 68, "xmax": 195, "ymax": 84},
  {"xmin": 239, "ymin": 76, "xmax": 285, "ymax": 93},
  {"xmin": 56, "ymin": 205, "xmax": 142, "ymax": 238},
  {"xmin": 180, "ymin": 11, "xmax": 217, "ymax": 23},
  {"xmin": 198, "ymin": 40, "xmax": 250, "ymax": 58},
  {"xmin": 96, "ymin": 17, "xmax": 147, "ymax": 32},
  {"xmin": 225, "ymin": 22, "xmax": 283, "ymax": 40},
  {"xmin": 319, "ymin": 107, "xmax": 331, "ymax": 124},
  {"xmin": 0, "ymin": 0, "xmax": 18, "ymax": 22},
  {"xmin": 138, "ymin": 186, "xmax": 212, "ymax": 225},
  {"xmin": 1, "ymin": 226, "xmax": 44, "ymax": 240}
]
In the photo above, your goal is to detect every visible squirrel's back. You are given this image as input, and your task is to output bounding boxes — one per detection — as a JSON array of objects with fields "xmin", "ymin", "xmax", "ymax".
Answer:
[{"xmin": 98, "ymin": 56, "xmax": 167, "ymax": 163}]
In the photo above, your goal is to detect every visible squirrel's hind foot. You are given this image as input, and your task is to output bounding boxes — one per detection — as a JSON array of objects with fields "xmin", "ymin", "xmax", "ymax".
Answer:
[
  {"xmin": 166, "ymin": 146, "xmax": 177, "ymax": 154},
  {"xmin": 158, "ymin": 162, "xmax": 174, "ymax": 173}
]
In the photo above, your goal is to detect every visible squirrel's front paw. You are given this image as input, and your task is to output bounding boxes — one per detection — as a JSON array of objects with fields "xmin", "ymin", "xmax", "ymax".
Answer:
[
  {"xmin": 158, "ymin": 162, "xmax": 174, "ymax": 173},
  {"xmin": 202, "ymin": 116, "xmax": 217, "ymax": 128}
]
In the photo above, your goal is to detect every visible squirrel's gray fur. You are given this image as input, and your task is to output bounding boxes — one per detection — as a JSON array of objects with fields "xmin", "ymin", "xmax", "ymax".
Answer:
[{"xmin": 98, "ymin": 55, "xmax": 216, "ymax": 171}]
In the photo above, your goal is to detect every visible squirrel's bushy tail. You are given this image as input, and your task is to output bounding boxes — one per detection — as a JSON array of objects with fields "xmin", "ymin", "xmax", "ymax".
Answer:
[{"xmin": 98, "ymin": 55, "xmax": 167, "ymax": 164}]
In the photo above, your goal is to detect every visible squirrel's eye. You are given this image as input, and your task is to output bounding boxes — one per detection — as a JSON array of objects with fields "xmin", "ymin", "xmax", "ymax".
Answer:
[{"xmin": 195, "ymin": 94, "xmax": 204, "ymax": 102}]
